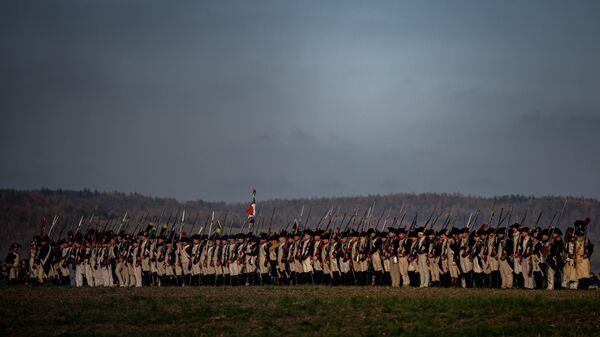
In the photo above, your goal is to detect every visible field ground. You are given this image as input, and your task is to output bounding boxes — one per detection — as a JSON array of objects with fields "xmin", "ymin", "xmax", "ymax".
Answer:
[{"xmin": 1, "ymin": 286, "xmax": 600, "ymax": 337}]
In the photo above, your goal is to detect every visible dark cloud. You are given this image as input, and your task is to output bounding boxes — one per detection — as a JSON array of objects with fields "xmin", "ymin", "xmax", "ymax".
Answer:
[{"xmin": 1, "ymin": 1, "xmax": 600, "ymax": 201}]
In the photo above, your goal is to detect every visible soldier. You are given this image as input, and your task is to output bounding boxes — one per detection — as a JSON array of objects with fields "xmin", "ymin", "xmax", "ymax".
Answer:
[
  {"xmin": 328, "ymin": 232, "xmax": 342, "ymax": 286},
  {"xmin": 531, "ymin": 230, "xmax": 545, "ymax": 289},
  {"xmin": 518, "ymin": 227, "xmax": 533, "ymax": 289},
  {"xmin": 387, "ymin": 228, "xmax": 401, "ymax": 288},
  {"xmin": 498, "ymin": 226, "xmax": 514, "ymax": 289},
  {"xmin": 370, "ymin": 229, "xmax": 384, "ymax": 286},
  {"xmin": 300, "ymin": 229, "xmax": 314, "ymax": 284},
  {"xmin": 311, "ymin": 230, "xmax": 323, "ymax": 285},
  {"xmin": 132, "ymin": 239, "xmax": 143, "ymax": 287},
  {"xmin": 545, "ymin": 227, "xmax": 563, "ymax": 290},
  {"xmin": 574, "ymin": 219, "xmax": 594, "ymax": 289},
  {"xmin": 276, "ymin": 231, "xmax": 288, "ymax": 285},
  {"xmin": 320, "ymin": 232, "xmax": 332, "ymax": 286},
  {"xmin": 4, "ymin": 243, "xmax": 21, "ymax": 285},
  {"xmin": 415, "ymin": 227, "xmax": 429, "ymax": 288},
  {"xmin": 426, "ymin": 229, "xmax": 441, "ymax": 287},
  {"xmin": 258, "ymin": 233, "xmax": 270, "ymax": 285}
]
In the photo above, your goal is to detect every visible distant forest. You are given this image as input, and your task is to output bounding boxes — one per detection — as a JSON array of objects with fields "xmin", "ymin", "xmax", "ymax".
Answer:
[{"xmin": 2, "ymin": 189, "xmax": 598, "ymax": 255}]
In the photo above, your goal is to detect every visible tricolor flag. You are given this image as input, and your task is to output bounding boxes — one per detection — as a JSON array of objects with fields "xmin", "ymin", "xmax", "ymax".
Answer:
[{"xmin": 245, "ymin": 189, "xmax": 256, "ymax": 225}]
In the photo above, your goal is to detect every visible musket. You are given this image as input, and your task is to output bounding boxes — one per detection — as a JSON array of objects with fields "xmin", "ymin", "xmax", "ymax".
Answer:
[
  {"xmin": 227, "ymin": 219, "xmax": 234, "ymax": 235},
  {"xmin": 302, "ymin": 206, "xmax": 312, "ymax": 230},
  {"xmin": 429, "ymin": 209, "xmax": 444, "ymax": 229},
  {"xmin": 330, "ymin": 212, "xmax": 346, "ymax": 232},
  {"xmin": 553, "ymin": 199, "xmax": 568, "ymax": 228},
  {"xmin": 356, "ymin": 207, "xmax": 370, "ymax": 232},
  {"xmin": 423, "ymin": 208, "xmax": 437, "ymax": 228},
  {"xmin": 534, "ymin": 211, "xmax": 543, "ymax": 228},
  {"xmin": 520, "ymin": 199, "xmax": 532, "ymax": 225},
  {"xmin": 297, "ymin": 204, "xmax": 305, "ymax": 224},
  {"xmin": 407, "ymin": 212, "xmax": 418, "ymax": 230},
  {"xmin": 179, "ymin": 209, "xmax": 186, "ymax": 237},
  {"xmin": 101, "ymin": 217, "xmax": 111, "ymax": 233},
  {"xmin": 374, "ymin": 207, "xmax": 387, "ymax": 231},
  {"xmin": 57, "ymin": 223, "xmax": 67, "ymax": 241},
  {"xmin": 379, "ymin": 208, "xmax": 393, "ymax": 231},
  {"xmin": 487, "ymin": 199, "xmax": 497, "ymax": 224},
  {"xmin": 467, "ymin": 209, "xmax": 480, "ymax": 231},
  {"xmin": 208, "ymin": 211, "xmax": 215, "ymax": 237},
  {"xmin": 268, "ymin": 207, "xmax": 276, "ymax": 235},
  {"xmin": 117, "ymin": 211, "xmax": 128, "ymax": 233},
  {"xmin": 315, "ymin": 207, "xmax": 331, "ymax": 230},
  {"xmin": 219, "ymin": 212, "xmax": 228, "ymax": 236},
  {"xmin": 440, "ymin": 212, "xmax": 452, "ymax": 232},
  {"xmin": 342, "ymin": 210, "xmax": 357, "ymax": 232},
  {"xmin": 496, "ymin": 208, "xmax": 504, "ymax": 227},
  {"xmin": 48, "ymin": 215, "xmax": 60, "ymax": 238},
  {"xmin": 398, "ymin": 210, "xmax": 407, "ymax": 228},
  {"xmin": 75, "ymin": 216, "xmax": 85, "ymax": 234},
  {"xmin": 189, "ymin": 212, "xmax": 200, "ymax": 235},
  {"xmin": 499, "ymin": 206, "xmax": 512, "ymax": 226}
]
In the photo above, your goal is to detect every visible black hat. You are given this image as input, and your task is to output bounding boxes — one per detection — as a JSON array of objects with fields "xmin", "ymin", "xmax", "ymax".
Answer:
[
  {"xmin": 279, "ymin": 231, "xmax": 288, "ymax": 238},
  {"xmin": 303, "ymin": 229, "xmax": 313, "ymax": 236},
  {"xmin": 496, "ymin": 227, "xmax": 507, "ymax": 235},
  {"xmin": 550, "ymin": 227, "xmax": 562, "ymax": 235},
  {"xmin": 425, "ymin": 229, "xmax": 435, "ymax": 236},
  {"xmin": 509, "ymin": 223, "xmax": 521, "ymax": 230},
  {"xmin": 459, "ymin": 228, "xmax": 469, "ymax": 234},
  {"xmin": 396, "ymin": 228, "xmax": 406, "ymax": 235},
  {"xmin": 322, "ymin": 233, "xmax": 330, "ymax": 240},
  {"xmin": 10, "ymin": 242, "xmax": 21, "ymax": 250},
  {"xmin": 259, "ymin": 232, "xmax": 268, "ymax": 240},
  {"xmin": 519, "ymin": 227, "xmax": 530, "ymax": 233}
]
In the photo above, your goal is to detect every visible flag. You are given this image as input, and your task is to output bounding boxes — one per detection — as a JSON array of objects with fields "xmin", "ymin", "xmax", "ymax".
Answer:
[
  {"xmin": 215, "ymin": 220, "xmax": 222, "ymax": 236},
  {"xmin": 40, "ymin": 217, "xmax": 47, "ymax": 236},
  {"xmin": 245, "ymin": 189, "xmax": 256, "ymax": 224}
]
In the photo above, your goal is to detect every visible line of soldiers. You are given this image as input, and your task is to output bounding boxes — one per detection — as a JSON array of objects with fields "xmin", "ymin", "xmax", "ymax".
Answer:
[{"xmin": 4, "ymin": 218, "xmax": 595, "ymax": 289}]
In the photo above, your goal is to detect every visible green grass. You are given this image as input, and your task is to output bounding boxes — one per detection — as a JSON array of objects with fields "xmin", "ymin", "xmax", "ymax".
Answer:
[{"xmin": 1, "ymin": 286, "xmax": 599, "ymax": 336}]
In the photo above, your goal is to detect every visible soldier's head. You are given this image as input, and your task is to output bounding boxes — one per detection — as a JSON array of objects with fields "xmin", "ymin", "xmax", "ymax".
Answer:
[
  {"xmin": 519, "ymin": 227, "xmax": 530, "ymax": 237},
  {"xmin": 10, "ymin": 242, "xmax": 21, "ymax": 252}
]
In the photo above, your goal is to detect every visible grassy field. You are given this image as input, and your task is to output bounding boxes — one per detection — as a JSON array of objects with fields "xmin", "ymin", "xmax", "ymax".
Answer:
[{"xmin": 1, "ymin": 286, "xmax": 599, "ymax": 337}]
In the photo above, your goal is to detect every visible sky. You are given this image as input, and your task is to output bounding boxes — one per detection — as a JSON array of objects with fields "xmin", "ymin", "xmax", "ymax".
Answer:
[{"xmin": 1, "ymin": 1, "xmax": 599, "ymax": 202}]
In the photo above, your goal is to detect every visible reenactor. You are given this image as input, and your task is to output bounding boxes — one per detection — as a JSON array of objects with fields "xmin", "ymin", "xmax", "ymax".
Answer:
[
  {"xmin": 276, "ymin": 232, "xmax": 288, "ymax": 285},
  {"xmin": 370, "ymin": 229, "xmax": 383, "ymax": 286},
  {"xmin": 311, "ymin": 230, "xmax": 323, "ymax": 284},
  {"xmin": 574, "ymin": 219, "xmax": 594, "ymax": 289},
  {"xmin": 416, "ymin": 227, "xmax": 429, "ymax": 288},
  {"xmin": 300, "ymin": 229, "xmax": 314, "ymax": 284},
  {"xmin": 4, "ymin": 243, "xmax": 21, "ymax": 285},
  {"xmin": 518, "ymin": 227, "xmax": 533, "ymax": 289}
]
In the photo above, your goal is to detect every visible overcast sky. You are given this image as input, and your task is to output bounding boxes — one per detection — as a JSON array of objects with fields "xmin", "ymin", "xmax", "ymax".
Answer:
[{"xmin": 1, "ymin": 1, "xmax": 599, "ymax": 202}]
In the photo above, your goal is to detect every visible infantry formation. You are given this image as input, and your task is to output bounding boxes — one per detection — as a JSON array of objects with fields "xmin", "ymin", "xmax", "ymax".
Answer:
[{"xmin": 3, "ymin": 208, "xmax": 595, "ymax": 290}]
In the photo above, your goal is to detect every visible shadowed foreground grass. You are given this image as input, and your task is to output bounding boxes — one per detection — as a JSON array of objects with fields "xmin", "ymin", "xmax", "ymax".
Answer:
[{"xmin": 1, "ymin": 286, "xmax": 599, "ymax": 336}]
